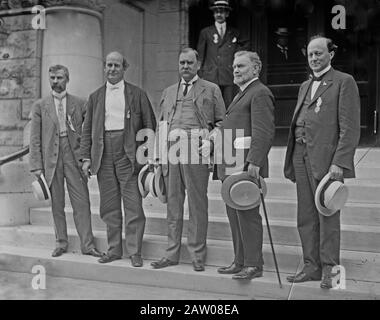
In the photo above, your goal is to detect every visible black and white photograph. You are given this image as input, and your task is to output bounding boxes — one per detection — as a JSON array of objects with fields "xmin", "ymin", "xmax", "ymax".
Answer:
[{"xmin": 0, "ymin": 0, "xmax": 379, "ymax": 302}]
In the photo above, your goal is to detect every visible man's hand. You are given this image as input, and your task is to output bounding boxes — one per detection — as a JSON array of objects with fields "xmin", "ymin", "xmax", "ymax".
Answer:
[
  {"xmin": 82, "ymin": 160, "xmax": 92, "ymax": 179},
  {"xmin": 199, "ymin": 139, "xmax": 213, "ymax": 159},
  {"xmin": 329, "ymin": 164, "xmax": 343, "ymax": 181},
  {"xmin": 32, "ymin": 170, "xmax": 43, "ymax": 179},
  {"xmin": 247, "ymin": 163, "xmax": 260, "ymax": 180}
]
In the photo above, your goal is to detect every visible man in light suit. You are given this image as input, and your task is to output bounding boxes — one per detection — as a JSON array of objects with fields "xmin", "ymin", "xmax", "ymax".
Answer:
[
  {"xmin": 29, "ymin": 65, "xmax": 101, "ymax": 258},
  {"xmin": 284, "ymin": 36, "xmax": 360, "ymax": 289},
  {"xmin": 216, "ymin": 51, "xmax": 275, "ymax": 280},
  {"xmin": 151, "ymin": 48, "xmax": 225, "ymax": 272},
  {"xmin": 80, "ymin": 52, "xmax": 156, "ymax": 266},
  {"xmin": 197, "ymin": 0, "xmax": 248, "ymax": 107}
]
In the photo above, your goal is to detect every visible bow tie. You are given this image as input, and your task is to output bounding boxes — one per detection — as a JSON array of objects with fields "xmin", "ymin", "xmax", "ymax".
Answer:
[
  {"xmin": 107, "ymin": 83, "xmax": 122, "ymax": 90},
  {"xmin": 311, "ymin": 74, "xmax": 324, "ymax": 82}
]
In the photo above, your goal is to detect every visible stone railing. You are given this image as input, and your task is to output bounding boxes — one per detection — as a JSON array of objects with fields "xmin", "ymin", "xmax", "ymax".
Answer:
[{"xmin": 0, "ymin": 0, "xmax": 106, "ymax": 12}]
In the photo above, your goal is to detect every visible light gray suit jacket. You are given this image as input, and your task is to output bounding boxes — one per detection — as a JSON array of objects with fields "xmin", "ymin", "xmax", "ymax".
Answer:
[{"xmin": 29, "ymin": 94, "xmax": 87, "ymax": 187}]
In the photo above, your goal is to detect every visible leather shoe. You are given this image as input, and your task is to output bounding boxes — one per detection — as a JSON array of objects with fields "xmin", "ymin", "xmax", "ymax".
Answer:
[
  {"xmin": 287, "ymin": 270, "xmax": 322, "ymax": 283},
  {"xmin": 320, "ymin": 266, "xmax": 339, "ymax": 289},
  {"xmin": 83, "ymin": 248, "xmax": 102, "ymax": 258},
  {"xmin": 217, "ymin": 262, "xmax": 243, "ymax": 274},
  {"xmin": 192, "ymin": 260, "xmax": 205, "ymax": 272},
  {"xmin": 130, "ymin": 255, "xmax": 143, "ymax": 267},
  {"xmin": 98, "ymin": 254, "xmax": 121, "ymax": 264},
  {"xmin": 151, "ymin": 257, "xmax": 178, "ymax": 269},
  {"xmin": 232, "ymin": 266, "xmax": 263, "ymax": 280},
  {"xmin": 52, "ymin": 247, "xmax": 67, "ymax": 257}
]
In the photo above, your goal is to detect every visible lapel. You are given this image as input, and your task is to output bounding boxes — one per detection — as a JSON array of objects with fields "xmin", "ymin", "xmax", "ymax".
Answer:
[
  {"xmin": 166, "ymin": 83, "xmax": 180, "ymax": 123},
  {"xmin": 218, "ymin": 26, "xmax": 230, "ymax": 47},
  {"xmin": 226, "ymin": 80, "xmax": 257, "ymax": 115},
  {"xmin": 97, "ymin": 85, "xmax": 106, "ymax": 131},
  {"xmin": 292, "ymin": 80, "xmax": 312, "ymax": 122},
  {"xmin": 44, "ymin": 95, "xmax": 59, "ymax": 129},
  {"xmin": 124, "ymin": 81, "xmax": 132, "ymax": 117},
  {"xmin": 65, "ymin": 94, "xmax": 75, "ymax": 118},
  {"xmin": 192, "ymin": 79, "xmax": 206, "ymax": 103},
  {"xmin": 308, "ymin": 68, "xmax": 334, "ymax": 108}
]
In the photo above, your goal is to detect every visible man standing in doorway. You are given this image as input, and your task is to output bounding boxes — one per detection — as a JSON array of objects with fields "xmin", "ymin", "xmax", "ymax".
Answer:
[{"xmin": 197, "ymin": 0, "xmax": 248, "ymax": 107}]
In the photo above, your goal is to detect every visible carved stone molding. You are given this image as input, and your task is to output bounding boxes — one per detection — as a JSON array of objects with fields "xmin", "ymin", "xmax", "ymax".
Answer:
[{"xmin": 0, "ymin": 0, "xmax": 106, "ymax": 12}]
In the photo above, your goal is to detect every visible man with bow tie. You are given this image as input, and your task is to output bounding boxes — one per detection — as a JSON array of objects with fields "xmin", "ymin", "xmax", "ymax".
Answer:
[
  {"xmin": 197, "ymin": 0, "xmax": 248, "ymax": 107},
  {"xmin": 151, "ymin": 48, "xmax": 225, "ymax": 272},
  {"xmin": 80, "ymin": 52, "xmax": 156, "ymax": 266},
  {"xmin": 29, "ymin": 65, "xmax": 102, "ymax": 258},
  {"xmin": 284, "ymin": 36, "xmax": 360, "ymax": 289}
]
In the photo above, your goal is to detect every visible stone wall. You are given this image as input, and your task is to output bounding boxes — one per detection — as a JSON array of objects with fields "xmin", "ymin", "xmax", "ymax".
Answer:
[{"xmin": 0, "ymin": 13, "xmax": 41, "ymax": 157}]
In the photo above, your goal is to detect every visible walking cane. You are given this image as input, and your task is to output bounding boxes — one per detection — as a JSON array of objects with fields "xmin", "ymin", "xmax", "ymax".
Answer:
[{"xmin": 257, "ymin": 177, "xmax": 283, "ymax": 289}]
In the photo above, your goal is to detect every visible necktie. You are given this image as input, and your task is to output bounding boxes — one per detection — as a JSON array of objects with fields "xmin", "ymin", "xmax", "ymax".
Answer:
[
  {"xmin": 56, "ymin": 96, "xmax": 66, "ymax": 136},
  {"xmin": 219, "ymin": 25, "xmax": 224, "ymax": 38},
  {"xmin": 183, "ymin": 82, "xmax": 190, "ymax": 96},
  {"xmin": 311, "ymin": 74, "xmax": 324, "ymax": 82}
]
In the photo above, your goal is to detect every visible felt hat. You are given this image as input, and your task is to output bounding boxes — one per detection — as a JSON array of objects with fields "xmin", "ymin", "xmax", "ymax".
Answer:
[
  {"xmin": 154, "ymin": 165, "xmax": 167, "ymax": 204},
  {"xmin": 31, "ymin": 173, "xmax": 51, "ymax": 201},
  {"xmin": 314, "ymin": 172, "xmax": 349, "ymax": 216},
  {"xmin": 275, "ymin": 27, "xmax": 290, "ymax": 36},
  {"xmin": 221, "ymin": 172, "xmax": 267, "ymax": 210},
  {"xmin": 210, "ymin": 0, "xmax": 232, "ymax": 11}
]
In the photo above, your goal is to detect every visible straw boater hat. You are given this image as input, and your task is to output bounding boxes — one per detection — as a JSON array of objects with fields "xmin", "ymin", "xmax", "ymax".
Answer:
[
  {"xmin": 138, "ymin": 164, "xmax": 155, "ymax": 198},
  {"xmin": 210, "ymin": 0, "xmax": 232, "ymax": 11},
  {"xmin": 154, "ymin": 165, "xmax": 167, "ymax": 204},
  {"xmin": 314, "ymin": 172, "xmax": 349, "ymax": 216},
  {"xmin": 221, "ymin": 172, "xmax": 267, "ymax": 210},
  {"xmin": 31, "ymin": 173, "xmax": 51, "ymax": 201}
]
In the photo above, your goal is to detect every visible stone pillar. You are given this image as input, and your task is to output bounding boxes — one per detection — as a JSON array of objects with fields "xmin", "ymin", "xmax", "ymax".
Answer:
[{"xmin": 41, "ymin": 6, "xmax": 104, "ymax": 99}]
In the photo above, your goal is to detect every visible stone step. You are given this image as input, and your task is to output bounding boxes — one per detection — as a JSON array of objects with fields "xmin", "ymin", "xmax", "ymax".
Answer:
[
  {"xmin": 0, "ymin": 241, "xmax": 379, "ymax": 300},
  {"xmin": 0, "ymin": 270, "xmax": 247, "ymax": 300},
  {"xmin": 87, "ymin": 177, "xmax": 380, "ymax": 204},
  {"xmin": 30, "ymin": 207, "xmax": 380, "ymax": 253}
]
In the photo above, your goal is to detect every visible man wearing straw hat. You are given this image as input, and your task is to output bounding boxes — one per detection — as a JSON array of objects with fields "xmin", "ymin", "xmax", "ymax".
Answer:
[
  {"xmin": 197, "ymin": 0, "xmax": 248, "ymax": 107},
  {"xmin": 29, "ymin": 65, "xmax": 101, "ymax": 258},
  {"xmin": 284, "ymin": 35, "xmax": 360, "ymax": 289}
]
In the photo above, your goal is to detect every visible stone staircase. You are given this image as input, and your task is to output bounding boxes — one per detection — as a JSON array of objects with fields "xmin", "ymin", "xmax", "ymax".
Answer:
[{"xmin": 1, "ymin": 147, "xmax": 380, "ymax": 299}]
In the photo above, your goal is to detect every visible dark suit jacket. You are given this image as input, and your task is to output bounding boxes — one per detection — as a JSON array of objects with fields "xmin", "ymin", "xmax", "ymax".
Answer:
[
  {"xmin": 80, "ymin": 81, "xmax": 157, "ymax": 175},
  {"xmin": 29, "ymin": 94, "xmax": 87, "ymax": 186},
  {"xmin": 156, "ymin": 78, "xmax": 226, "ymax": 176},
  {"xmin": 284, "ymin": 68, "xmax": 361, "ymax": 182},
  {"xmin": 197, "ymin": 25, "xmax": 248, "ymax": 86},
  {"xmin": 217, "ymin": 79, "xmax": 275, "ymax": 180}
]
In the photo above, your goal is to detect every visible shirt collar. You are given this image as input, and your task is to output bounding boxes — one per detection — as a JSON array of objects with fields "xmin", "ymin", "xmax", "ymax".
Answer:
[
  {"xmin": 107, "ymin": 80, "xmax": 125, "ymax": 90},
  {"xmin": 215, "ymin": 21, "xmax": 226, "ymax": 30},
  {"xmin": 181, "ymin": 74, "xmax": 199, "ymax": 85},
  {"xmin": 313, "ymin": 65, "xmax": 331, "ymax": 78},
  {"xmin": 239, "ymin": 77, "xmax": 258, "ymax": 92},
  {"xmin": 52, "ymin": 90, "xmax": 67, "ymax": 100}
]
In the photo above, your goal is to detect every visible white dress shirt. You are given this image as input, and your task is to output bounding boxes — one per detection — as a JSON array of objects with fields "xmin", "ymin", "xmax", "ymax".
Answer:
[
  {"xmin": 215, "ymin": 21, "xmax": 226, "ymax": 38},
  {"xmin": 311, "ymin": 65, "xmax": 331, "ymax": 99},
  {"xmin": 105, "ymin": 80, "xmax": 125, "ymax": 131},
  {"xmin": 239, "ymin": 77, "xmax": 258, "ymax": 92},
  {"xmin": 52, "ymin": 90, "xmax": 67, "ymax": 136}
]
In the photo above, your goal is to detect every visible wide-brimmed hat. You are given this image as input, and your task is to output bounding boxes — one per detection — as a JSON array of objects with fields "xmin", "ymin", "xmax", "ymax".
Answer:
[
  {"xmin": 314, "ymin": 172, "xmax": 349, "ymax": 216},
  {"xmin": 221, "ymin": 172, "xmax": 267, "ymax": 210},
  {"xmin": 138, "ymin": 164, "xmax": 154, "ymax": 198},
  {"xmin": 31, "ymin": 173, "xmax": 51, "ymax": 201},
  {"xmin": 275, "ymin": 27, "xmax": 290, "ymax": 36},
  {"xmin": 154, "ymin": 165, "xmax": 167, "ymax": 204},
  {"xmin": 210, "ymin": 0, "xmax": 232, "ymax": 11}
]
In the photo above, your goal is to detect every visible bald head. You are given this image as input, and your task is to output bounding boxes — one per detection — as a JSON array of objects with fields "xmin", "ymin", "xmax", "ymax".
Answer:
[
  {"xmin": 307, "ymin": 36, "xmax": 335, "ymax": 73},
  {"xmin": 105, "ymin": 51, "xmax": 129, "ymax": 84}
]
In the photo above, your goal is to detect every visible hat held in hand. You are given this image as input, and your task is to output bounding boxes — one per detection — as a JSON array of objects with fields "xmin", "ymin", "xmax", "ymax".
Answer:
[
  {"xmin": 32, "ymin": 173, "xmax": 51, "ymax": 201},
  {"xmin": 314, "ymin": 172, "xmax": 349, "ymax": 216},
  {"xmin": 221, "ymin": 171, "xmax": 267, "ymax": 210}
]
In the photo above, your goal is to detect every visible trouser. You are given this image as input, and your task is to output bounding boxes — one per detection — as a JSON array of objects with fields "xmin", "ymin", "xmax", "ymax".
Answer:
[
  {"xmin": 97, "ymin": 130, "xmax": 146, "ymax": 257},
  {"xmin": 225, "ymin": 204, "xmax": 264, "ymax": 268},
  {"xmin": 50, "ymin": 136, "xmax": 95, "ymax": 253},
  {"xmin": 292, "ymin": 141, "xmax": 340, "ymax": 273},
  {"xmin": 166, "ymin": 154, "xmax": 210, "ymax": 263}
]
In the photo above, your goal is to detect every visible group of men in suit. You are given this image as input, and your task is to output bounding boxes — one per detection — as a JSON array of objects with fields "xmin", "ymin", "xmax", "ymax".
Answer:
[{"xmin": 29, "ymin": 0, "xmax": 360, "ymax": 289}]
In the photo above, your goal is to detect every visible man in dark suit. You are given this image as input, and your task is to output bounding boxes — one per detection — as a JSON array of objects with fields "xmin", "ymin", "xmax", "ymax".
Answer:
[
  {"xmin": 284, "ymin": 36, "xmax": 360, "ymax": 289},
  {"xmin": 151, "ymin": 48, "xmax": 225, "ymax": 272},
  {"xmin": 197, "ymin": 0, "xmax": 248, "ymax": 107},
  {"xmin": 29, "ymin": 65, "xmax": 101, "ymax": 258},
  {"xmin": 216, "ymin": 51, "xmax": 275, "ymax": 280},
  {"xmin": 80, "ymin": 52, "xmax": 156, "ymax": 266}
]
